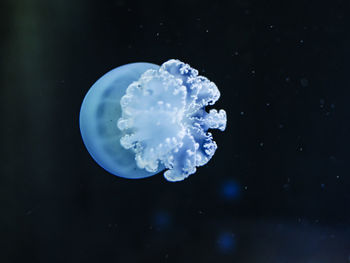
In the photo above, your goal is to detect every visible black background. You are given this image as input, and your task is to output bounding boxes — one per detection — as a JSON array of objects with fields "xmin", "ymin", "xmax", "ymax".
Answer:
[{"xmin": 1, "ymin": 0, "xmax": 350, "ymax": 262}]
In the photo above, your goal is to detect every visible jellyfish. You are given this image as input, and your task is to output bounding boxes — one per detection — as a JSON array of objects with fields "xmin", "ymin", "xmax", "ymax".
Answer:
[{"xmin": 79, "ymin": 59, "xmax": 226, "ymax": 182}]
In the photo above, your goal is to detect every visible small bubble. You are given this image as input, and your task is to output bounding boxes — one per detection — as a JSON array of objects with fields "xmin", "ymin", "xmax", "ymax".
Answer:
[{"xmin": 240, "ymin": 111, "xmax": 245, "ymax": 115}]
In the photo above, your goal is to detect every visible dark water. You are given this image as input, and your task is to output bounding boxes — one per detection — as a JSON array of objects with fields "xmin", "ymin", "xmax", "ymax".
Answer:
[{"xmin": 1, "ymin": 0, "xmax": 350, "ymax": 262}]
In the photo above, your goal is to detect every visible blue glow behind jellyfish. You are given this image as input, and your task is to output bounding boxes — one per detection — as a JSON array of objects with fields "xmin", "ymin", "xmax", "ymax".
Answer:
[{"xmin": 80, "ymin": 59, "xmax": 226, "ymax": 181}]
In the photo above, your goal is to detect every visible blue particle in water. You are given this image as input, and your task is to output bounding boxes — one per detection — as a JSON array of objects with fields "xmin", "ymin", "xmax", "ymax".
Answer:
[
  {"xmin": 153, "ymin": 211, "xmax": 171, "ymax": 229},
  {"xmin": 220, "ymin": 180, "xmax": 240, "ymax": 200},
  {"xmin": 217, "ymin": 232, "xmax": 235, "ymax": 253},
  {"xmin": 79, "ymin": 59, "xmax": 227, "ymax": 182}
]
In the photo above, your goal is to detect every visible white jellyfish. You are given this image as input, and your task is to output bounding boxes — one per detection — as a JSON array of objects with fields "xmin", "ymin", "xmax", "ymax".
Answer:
[{"xmin": 79, "ymin": 59, "xmax": 226, "ymax": 182}]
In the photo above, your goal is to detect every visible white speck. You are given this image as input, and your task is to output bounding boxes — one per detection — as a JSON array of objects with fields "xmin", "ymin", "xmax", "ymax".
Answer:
[{"xmin": 240, "ymin": 111, "xmax": 245, "ymax": 115}]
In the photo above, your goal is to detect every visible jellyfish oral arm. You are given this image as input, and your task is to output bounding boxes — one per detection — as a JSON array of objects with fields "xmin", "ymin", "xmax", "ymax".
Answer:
[{"xmin": 117, "ymin": 59, "xmax": 227, "ymax": 181}]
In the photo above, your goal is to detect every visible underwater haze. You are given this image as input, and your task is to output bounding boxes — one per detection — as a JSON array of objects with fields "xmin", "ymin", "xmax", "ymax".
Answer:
[{"xmin": 1, "ymin": 0, "xmax": 350, "ymax": 262}]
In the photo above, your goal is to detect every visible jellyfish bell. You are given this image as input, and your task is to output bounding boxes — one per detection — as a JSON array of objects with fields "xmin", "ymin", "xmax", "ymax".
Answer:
[
  {"xmin": 79, "ymin": 62, "xmax": 161, "ymax": 179},
  {"xmin": 79, "ymin": 59, "xmax": 226, "ymax": 181}
]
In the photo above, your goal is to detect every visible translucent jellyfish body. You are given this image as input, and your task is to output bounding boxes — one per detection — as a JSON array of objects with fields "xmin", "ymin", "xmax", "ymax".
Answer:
[{"xmin": 79, "ymin": 59, "xmax": 226, "ymax": 181}]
